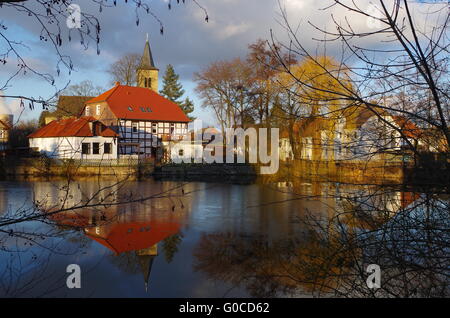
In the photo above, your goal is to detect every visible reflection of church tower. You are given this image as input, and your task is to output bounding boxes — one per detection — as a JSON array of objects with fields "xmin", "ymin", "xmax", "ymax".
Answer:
[
  {"xmin": 136, "ymin": 244, "xmax": 158, "ymax": 292},
  {"xmin": 137, "ymin": 34, "xmax": 159, "ymax": 92}
]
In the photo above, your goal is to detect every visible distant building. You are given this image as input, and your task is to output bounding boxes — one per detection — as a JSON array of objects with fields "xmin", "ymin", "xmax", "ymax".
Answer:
[
  {"xmin": 0, "ymin": 114, "xmax": 12, "ymax": 152},
  {"xmin": 40, "ymin": 95, "xmax": 94, "ymax": 126},
  {"xmin": 28, "ymin": 116, "xmax": 118, "ymax": 159},
  {"xmin": 279, "ymin": 106, "xmax": 428, "ymax": 163}
]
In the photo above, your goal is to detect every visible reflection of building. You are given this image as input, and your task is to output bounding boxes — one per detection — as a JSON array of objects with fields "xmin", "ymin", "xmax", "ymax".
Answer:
[
  {"xmin": 35, "ymin": 179, "xmax": 191, "ymax": 291},
  {"xmin": 84, "ymin": 220, "xmax": 180, "ymax": 291}
]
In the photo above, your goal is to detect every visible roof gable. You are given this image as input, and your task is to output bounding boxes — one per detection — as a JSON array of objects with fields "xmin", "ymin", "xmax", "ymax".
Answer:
[{"xmin": 86, "ymin": 85, "xmax": 191, "ymax": 122}]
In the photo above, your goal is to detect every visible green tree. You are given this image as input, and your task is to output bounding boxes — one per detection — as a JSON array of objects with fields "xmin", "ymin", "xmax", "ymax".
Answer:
[{"xmin": 160, "ymin": 64, "xmax": 195, "ymax": 120}]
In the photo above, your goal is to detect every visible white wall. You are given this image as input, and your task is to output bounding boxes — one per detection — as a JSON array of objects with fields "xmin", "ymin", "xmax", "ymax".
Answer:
[
  {"xmin": 29, "ymin": 136, "xmax": 118, "ymax": 160},
  {"xmin": 166, "ymin": 141, "xmax": 203, "ymax": 163}
]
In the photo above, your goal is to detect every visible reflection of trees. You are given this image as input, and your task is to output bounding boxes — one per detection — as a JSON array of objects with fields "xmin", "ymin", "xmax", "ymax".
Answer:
[
  {"xmin": 194, "ymin": 187, "xmax": 449, "ymax": 298},
  {"xmin": 162, "ymin": 233, "xmax": 184, "ymax": 264}
]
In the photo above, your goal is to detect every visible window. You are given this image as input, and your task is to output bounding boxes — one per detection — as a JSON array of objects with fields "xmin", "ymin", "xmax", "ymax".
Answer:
[
  {"xmin": 144, "ymin": 78, "xmax": 148, "ymax": 87},
  {"xmin": 82, "ymin": 143, "xmax": 90, "ymax": 155},
  {"xmin": 140, "ymin": 107, "xmax": 146, "ymax": 112},
  {"xmin": 128, "ymin": 106, "xmax": 134, "ymax": 111},
  {"xmin": 147, "ymin": 78, "xmax": 151, "ymax": 88},
  {"xmin": 96, "ymin": 105, "xmax": 101, "ymax": 115},
  {"xmin": 85, "ymin": 106, "xmax": 90, "ymax": 116},
  {"xmin": 178, "ymin": 149, "xmax": 184, "ymax": 156},
  {"xmin": 104, "ymin": 143, "xmax": 112, "ymax": 154},
  {"xmin": 93, "ymin": 142, "xmax": 100, "ymax": 155},
  {"xmin": 146, "ymin": 107, "xmax": 152, "ymax": 112},
  {"xmin": 132, "ymin": 122, "xmax": 138, "ymax": 133},
  {"xmin": 152, "ymin": 123, "xmax": 157, "ymax": 134}
]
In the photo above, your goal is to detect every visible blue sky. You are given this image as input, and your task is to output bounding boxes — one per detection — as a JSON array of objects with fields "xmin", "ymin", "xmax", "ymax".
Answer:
[{"xmin": 0, "ymin": 0, "xmax": 444, "ymax": 126}]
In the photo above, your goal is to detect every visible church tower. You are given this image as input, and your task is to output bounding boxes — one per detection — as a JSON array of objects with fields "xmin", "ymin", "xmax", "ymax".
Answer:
[{"xmin": 137, "ymin": 35, "xmax": 159, "ymax": 92}]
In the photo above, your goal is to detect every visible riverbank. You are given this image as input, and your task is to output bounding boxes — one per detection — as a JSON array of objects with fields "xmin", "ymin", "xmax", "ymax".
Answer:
[
  {"xmin": 0, "ymin": 157, "xmax": 154, "ymax": 178},
  {"xmin": 2, "ymin": 156, "xmax": 448, "ymax": 186}
]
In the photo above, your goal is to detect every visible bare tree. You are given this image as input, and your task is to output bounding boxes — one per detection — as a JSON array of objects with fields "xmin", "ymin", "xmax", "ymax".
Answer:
[
  {"xmin": 270, "ymin": 0, "xmax": 450, "ymax": 158},
  {"xmin": 62, "ymin": 80, "xmax": 104, "ymax": 97},
  {"xmin": 108, "ymin": 53, "xmax": 141, "ymax": 86},
  {"xmin": 0, "ymin": 0, "xmax": 208, "ymax": 110}
]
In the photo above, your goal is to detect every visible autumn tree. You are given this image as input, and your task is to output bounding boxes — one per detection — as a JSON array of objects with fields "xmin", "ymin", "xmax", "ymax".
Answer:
[
  {"xmin": 194, "ymin": 40, "xmax": 295, "ymax": 132},
  {"xmin": 194, "ymin": 58, "xmax": 255, "ymax": 134},
  {"xmin": 272, "ymin": 0, "xmax": 450, "ymax": 158},
  {"xmin": 246, "ymin": 40, "xmax": 296, "ymax": 125}
]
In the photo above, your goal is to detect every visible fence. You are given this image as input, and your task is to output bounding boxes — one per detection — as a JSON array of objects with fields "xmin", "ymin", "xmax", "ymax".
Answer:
[{"xmin": 54, "ymin": 157, "xmax": 153, "ymax": 167}]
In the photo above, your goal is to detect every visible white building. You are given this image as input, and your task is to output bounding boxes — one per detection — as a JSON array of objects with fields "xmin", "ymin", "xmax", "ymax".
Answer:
[{"xmin": 28, "ymin": 117, "xmax": 119, "ymax": 160}]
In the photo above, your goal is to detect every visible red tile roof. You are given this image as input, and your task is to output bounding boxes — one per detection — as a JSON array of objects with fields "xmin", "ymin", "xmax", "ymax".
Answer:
[
  {"xmin": 28, "ymin": 116, "xmax": 118, "ymax": 138},
  {"xmin": 85, "ymin": 84, "xmax": 191, "ymax": 122},
  {"xmin": 84, "ymin": 221, "xmax": 181, "ymax": 254}
]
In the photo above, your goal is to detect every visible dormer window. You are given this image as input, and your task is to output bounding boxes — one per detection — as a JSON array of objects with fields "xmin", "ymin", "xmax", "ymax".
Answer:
[
  {"xmin": 140, "ymin": 107, "xmax": 146, "ymax": 112},
  {"xmin": 146, "ymin": 107, "xmax": 152, "ymax": 112},
  {"xmin": 128, "ymin": 106, "xmax": 134, "ymax": 111},
  {"xmin": 96, "ymin": 105, "xmax": 101, "ymax": 115}
]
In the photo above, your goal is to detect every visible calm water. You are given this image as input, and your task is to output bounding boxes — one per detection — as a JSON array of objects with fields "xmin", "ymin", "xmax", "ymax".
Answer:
[{"xmin": 0, "ymin": 178, "xmax": 447, "ymax": 297}]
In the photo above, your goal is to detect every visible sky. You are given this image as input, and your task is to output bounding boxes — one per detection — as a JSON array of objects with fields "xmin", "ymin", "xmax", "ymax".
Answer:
[{"xmin": 0, "ymin": 0, "xmax": 446, "ymax": 126}]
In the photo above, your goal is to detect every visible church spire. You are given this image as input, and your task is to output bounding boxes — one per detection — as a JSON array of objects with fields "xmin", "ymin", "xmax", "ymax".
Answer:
[
  {"xmin": 138, "ymin": 35, "xmax": 157, "ymax": 71},
  {"xmin": 137, "ymin": 35, "xmax": 159, "ymax": 91}
]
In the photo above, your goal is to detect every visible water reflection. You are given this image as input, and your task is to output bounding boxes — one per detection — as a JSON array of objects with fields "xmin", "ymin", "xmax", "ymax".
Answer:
[
  {"xmin": 0, "ymin": 177, "xmax": 448, "ymax": 297},
  {"xmin": 38, "ymin": 179, "xmax": 189, "ymax": 292}
]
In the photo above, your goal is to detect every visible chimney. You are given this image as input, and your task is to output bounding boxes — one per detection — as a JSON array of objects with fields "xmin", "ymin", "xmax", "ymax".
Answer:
[{"xmin": 115, "ymin": 81, "xmax": 120, "ymax": 86}]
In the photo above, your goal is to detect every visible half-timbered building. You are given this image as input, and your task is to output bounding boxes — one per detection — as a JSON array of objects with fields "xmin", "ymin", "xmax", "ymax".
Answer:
[{"xmin": 82, "ymin": 38, "xmax": 190, "ymax": 158}]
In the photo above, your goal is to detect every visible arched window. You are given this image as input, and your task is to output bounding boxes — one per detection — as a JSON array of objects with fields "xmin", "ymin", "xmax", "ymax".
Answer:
[
  {"xmin": 144, "ymin": 78, "xmax": 148, "ymax": 87},
  {"xmin": 147, "ymin": 78, "xmax": 151, "ymax": 88}
]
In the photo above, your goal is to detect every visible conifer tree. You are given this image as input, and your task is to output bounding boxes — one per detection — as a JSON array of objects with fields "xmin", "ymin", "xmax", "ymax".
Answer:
[{"xmin": 160, "ymin": 64, "xmax": 195, "ymax": 120}]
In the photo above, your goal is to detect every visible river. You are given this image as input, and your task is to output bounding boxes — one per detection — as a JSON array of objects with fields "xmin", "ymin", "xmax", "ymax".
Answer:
[{"xmin": 0, "ymin": 177, "xmax": 448, "ymax": 297}]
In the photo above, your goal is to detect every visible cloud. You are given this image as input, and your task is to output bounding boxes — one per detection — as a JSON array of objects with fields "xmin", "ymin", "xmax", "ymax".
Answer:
[{"xmin": 0, "ymin": 0, "xmax": 446, "ymax": 124}]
